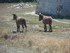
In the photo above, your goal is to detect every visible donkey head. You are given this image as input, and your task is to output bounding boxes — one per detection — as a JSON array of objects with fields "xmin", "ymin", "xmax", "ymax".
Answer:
[
  {"xmin": 12, "ymin": 14, "xmax": 17, "ymax": 20},
  {"xmin": 38, "ymin": 13, "xmax": 43, "ymax": 21}
]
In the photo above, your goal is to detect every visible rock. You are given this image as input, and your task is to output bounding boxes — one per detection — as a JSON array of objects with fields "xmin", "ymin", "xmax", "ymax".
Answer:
[{"xmin": 9, "ymin": 3, "xmax": 33, "ymax": 9}]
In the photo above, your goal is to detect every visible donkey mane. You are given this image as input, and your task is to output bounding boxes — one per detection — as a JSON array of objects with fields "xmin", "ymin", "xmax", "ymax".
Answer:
[{"xmin": 38, "ymin": 13, "xmax": 52, "ymax": 20}]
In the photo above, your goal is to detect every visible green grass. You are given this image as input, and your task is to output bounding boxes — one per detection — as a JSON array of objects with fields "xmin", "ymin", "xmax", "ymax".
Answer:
[
  {"xmin": 26, "ymin": 2, "xmax": 37, "ymax": 6},
  {"xmin": 19, "ymin": 14, "xmax": 37, "ymax": 18},
  {"xmin": 19, "ymin": 15, "xmax": 41, "ymax": 24},
  {"xmin": 56, "ymin": 19, "xmax": 70, "ymax": 22},
  {"xmin": 18, "ymin": 14, "xmax": 70, "ymax": 29}
]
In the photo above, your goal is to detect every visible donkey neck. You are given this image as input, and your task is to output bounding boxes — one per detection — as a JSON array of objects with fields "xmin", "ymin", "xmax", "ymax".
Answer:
[
  {"xmin": 13, "ymin": 15, "xmax": 18, "ymax": 20},
  {"xmin": 40, "ymin": 15, "xmax": 43, "ymax": 20}
]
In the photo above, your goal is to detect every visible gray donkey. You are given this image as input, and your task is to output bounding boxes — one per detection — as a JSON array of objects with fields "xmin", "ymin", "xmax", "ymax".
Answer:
[
  {"xmin": 38, "ymin": 13, "xmax": 53, "ymax": 32},
  {"xmin": 12, "ymin": 14, "xmax": 27, "ymax": 32}
]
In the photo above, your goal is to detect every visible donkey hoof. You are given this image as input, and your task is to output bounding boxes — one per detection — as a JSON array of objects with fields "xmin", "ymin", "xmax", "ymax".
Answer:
[
  {"xmin": 19, "ymin": 31, "xmax": 23, "ymax": 33},
  {"xmin": 44, "ymin": 30, "xmax": 47, "ymax": 32},
  {"xmin": 49, "ymin": 30, "xmax": 53, "ymax": 32},
  {"xmin": 17, "ymin": 31, "xmax": 20, "ymax": 32}
]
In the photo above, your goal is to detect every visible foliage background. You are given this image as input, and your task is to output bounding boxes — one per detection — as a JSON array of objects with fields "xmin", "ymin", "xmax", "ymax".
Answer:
[{"xmin": 0, "ymin": 0, "xmax": 36, "ymax": 3}]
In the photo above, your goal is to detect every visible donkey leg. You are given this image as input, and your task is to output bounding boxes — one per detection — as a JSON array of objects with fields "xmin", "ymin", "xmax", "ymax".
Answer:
[
  {"xmin": 49, "ymin": 25, "xmax": 52, "ymax": 32},
  {"xmin": 17, "ymin": 25, "xmax": 20, "ymax": 32},
  {"xmin": 24, "ymin": 23, "xmax": 27, "ymax": 32},
  {"xmin": 44, "ymin": 24, "xmax": 47, "ymax": 32},
  {"xmin": 22, "ymin": 25, "xmax": 24, "ymax": 32}
]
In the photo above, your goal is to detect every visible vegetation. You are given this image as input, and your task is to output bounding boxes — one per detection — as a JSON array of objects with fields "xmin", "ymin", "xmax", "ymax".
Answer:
[{"xmin": 0, "ymin": 0, "xmax": 36, "ymax": 3}]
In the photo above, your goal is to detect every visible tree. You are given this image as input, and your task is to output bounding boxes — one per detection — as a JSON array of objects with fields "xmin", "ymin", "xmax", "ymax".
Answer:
[{"xmin": 0, "ymin": 0, "xmax": 36, "ymax": 3}]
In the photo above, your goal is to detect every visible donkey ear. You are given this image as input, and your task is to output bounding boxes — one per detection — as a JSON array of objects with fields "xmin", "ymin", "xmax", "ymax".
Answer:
[
  {"xmin": 12, "ymin": 14, "xmax": 16, "ymax": 15},
  {"xmin": 12, "ymin": 14, "xmax": 14, "ymax": 15},
  {"xmin": 38, "ymin": 13, "xmax": 42, "ymax": 15}
]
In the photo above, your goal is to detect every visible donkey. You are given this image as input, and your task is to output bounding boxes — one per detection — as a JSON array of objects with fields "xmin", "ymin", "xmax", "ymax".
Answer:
[
  {"xmin": 12, "ymin": 14, "xmax": 27, "ymax": 32},
  {"xmin": 38, "ymin": 13, "xmax": 53, "ymax": 32}
]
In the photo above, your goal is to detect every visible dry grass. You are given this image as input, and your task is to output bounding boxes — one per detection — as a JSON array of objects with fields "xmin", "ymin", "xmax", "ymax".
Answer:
[
  {"xmin": 0, "ymin": 28, "xmax": 70, "ymax": 53},
  {"xmin": 21, "ymin": 35, "xmax": 70, "ymax": 53},
  {"xmin": 0, "ymin": 31, "xmax": 70, "ymax": 53}
]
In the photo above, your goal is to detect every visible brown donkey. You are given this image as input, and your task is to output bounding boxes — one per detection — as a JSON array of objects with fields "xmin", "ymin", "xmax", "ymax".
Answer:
[
  {"xmin": 12, "ymin": 14, "xmax": 27, "ymax": 32},
  {"xmin": 38, "ymin": 13, "xmax": 53, "ymax": 32}
]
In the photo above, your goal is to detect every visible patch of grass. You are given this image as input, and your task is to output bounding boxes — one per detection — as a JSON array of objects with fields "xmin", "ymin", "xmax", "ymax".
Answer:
[
  {"xmin": 19, "ymin": 14, "xmax": 70, "ymax": 29},
  {"xmin": 26, "ymin": 2, "xmax": 37, "ymax": 6},
  {"xmin": 19, "ymin": 15, "xmax": 41, "ymax": 24},
  {"xmin": 19, "ymin": 14, "xmax": 37, "ymax": 18},
  {"xmin": 56, "ymin": 19, "xmax": 70, "ymax": 22}
]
